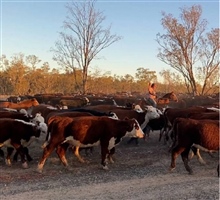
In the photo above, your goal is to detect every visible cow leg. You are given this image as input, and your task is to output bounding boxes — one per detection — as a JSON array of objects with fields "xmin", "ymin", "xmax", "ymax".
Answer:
[
  {"xmin": 0, "ymin": 149, "xmax": 4, "ymax": 161},
  {"xmin": 107, "ymin": 147, "xmax": 115, "ymax": 164},
  {"xmin": 158, "ymin": 127, "xmax": 165, "ymax": 142},
  {"xmin": 56, "ymin": 144, "xmax": 69, "ymax": 167},
  {"xmin": 189, "ymin": 146, "xmax": 206, "ymax": 165},
  {"xmin": 13, "ymin": 147, "xmax": 33, "ymax": 162},
  {"xmin": 143, "ymin": 125, "xmax": 151, "ymax": 141},
  {"xmin": 164, "ymin": 126, "xmax": 172, "ymax": 145},
  {"xmin": 37, "ymin": 144, "xmax": 56, "ymax": 173},
  {"xmin": 24, "ymin": 147, "xmax": 33, "ymax": 162},
  {"xmin": 11, "ymin": 143, "xmax": 28, "ymax": 169},
  {"xmin": 13, "ymin": 149, "xmax": 19, "ymax": 162},
  {"xmin": 181, "ymin": 148, "xmax": 193, "ymax": 174},
  {"xmin": 100, "ymin": 143, "xmax": 109, "ymax": 170},
  {"xmin": 5, "ymin": 147, "xmax": 14, "ymax": 166},
  {"xmin": 170, "ymin": 145, "xmax": 185, "ymax": 172},
  {"xmin": 73, "ymin": 146, "xmax": 86, "ymax": 163}
]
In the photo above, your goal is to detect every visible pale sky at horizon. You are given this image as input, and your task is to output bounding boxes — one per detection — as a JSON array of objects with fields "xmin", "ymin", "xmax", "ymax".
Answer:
[{"xmin": 1, "ymin": 0, "xmax": 219, "ymax": 79}]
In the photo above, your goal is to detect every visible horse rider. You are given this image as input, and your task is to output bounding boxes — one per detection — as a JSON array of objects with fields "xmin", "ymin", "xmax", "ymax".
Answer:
[{"xmin": 146, "ymin": 82, "xmax": 157, "ymax": 107}]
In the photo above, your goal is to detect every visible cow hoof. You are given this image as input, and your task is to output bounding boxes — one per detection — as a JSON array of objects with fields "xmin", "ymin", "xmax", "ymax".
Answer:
[
  {"xmin": 22, "ymin": 162, "xmax": 29, "ymax": 169},
  {"xmin": 198, "ymin": 159, "xmax": 206, "ymax": 165},
  {"xmin": 41, "ymin": 141, "xmax": 48, "ymax": 149},
  {"xmin": 37, "ymin": 167, "xmax": 43, "ymax": 173},
  {"xmin": 37, "ymin": 164, "xmax": 44, "ymax": 173},
  {"xmin": 79, "ymin": 159, "xmax": 85, "ymax": 163},
  {"xmin": 102, "ymin": 165, "xmax": 109, "ymax": 170},
  {"xmin": 5, "ymin": 159, "xmax": 12, "ymax": 166},
  {"xmin": 169, "ymin": 167, "xmax": 175, "ymax": 172},
  {"xmin": 108, "ymin": 158, "xmax": 114, "ymax": 164}
]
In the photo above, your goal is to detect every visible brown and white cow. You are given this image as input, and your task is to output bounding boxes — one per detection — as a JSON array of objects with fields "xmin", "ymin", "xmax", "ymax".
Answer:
[
  {"xmin": 161, "ymin": 106, "xmax": 215, "ymax": 144},
  {"xmin": 0, "ymin": 119, "xmax": 47, "ymax": 168},
  {"xmin": 45, "ymin": 109, "xmax": 118, "ymax": 162},
  {"xmin": 84, "ymin": 105, "xmax": 160, "ymax": 145},
  {"xmin": 37, "ymin": 116, "xmax": 144, "ymax": 173},
  {"xmin": 169, "ymin": 118, "xmax": 219, "ymax": 176}
]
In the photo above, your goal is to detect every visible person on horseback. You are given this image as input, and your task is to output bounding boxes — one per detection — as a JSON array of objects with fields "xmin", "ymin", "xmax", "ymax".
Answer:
[{"xmin": 146, "ymin": 82, "xmax": 157, "ymax": 107}]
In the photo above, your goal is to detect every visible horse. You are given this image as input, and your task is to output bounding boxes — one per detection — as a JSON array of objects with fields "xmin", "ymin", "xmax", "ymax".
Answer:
[
  {"xmin": 135, "ymin": 92, "xmax": 179, "ymax": 110},
  {"xmin": 157, "ymin": 91, "xmax": 178, "ymax": 104},
  {"xmin": 0, "ymin": 98, "xmax": 39, "ymax": 110}
]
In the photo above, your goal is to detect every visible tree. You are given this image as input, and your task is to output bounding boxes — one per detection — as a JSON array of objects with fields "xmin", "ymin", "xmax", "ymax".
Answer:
[
  {"xmin": 159, "ymin": 69, "xmax": 186, "ymax": 93},
  {"xmin": 135, "ymin": 67, "xmax": 157, "ymax": 82},
  {"xmin": 51, "ymin": 0, "xmax": 122, "ymax": 94},
  {"xmin": 26, "ymin": 55, "xmax": 41, "ymax": 70},
  {"xmin": 156, "ymin": 5, "xmax": 219, "ymax": 95}
]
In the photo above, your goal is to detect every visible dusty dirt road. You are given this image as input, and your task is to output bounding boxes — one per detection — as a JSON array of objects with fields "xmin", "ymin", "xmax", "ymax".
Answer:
[{"xmin": 0, "ymin": 131, "xmax": 219, "ymax": 200}]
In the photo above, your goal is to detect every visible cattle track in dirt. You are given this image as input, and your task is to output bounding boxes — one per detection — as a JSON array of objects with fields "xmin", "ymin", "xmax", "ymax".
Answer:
[{"xmin": 0, "ymin": 131, "xmax": 219, "ymax": 200}]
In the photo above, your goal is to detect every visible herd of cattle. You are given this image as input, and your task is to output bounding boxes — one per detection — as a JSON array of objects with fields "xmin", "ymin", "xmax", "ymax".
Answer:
[{"xmin": 0, "ymin": 93, "xmax": 219, "ymax": 176}]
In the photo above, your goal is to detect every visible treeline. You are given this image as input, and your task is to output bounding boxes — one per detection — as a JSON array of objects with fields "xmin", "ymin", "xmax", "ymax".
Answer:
[{"xmin": 0, "ymin": 54, "xmax": 217, "ymax": 96}]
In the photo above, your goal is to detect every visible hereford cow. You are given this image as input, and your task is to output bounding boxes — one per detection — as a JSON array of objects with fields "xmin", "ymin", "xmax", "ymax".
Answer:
[
  {"xmin": 45, "ymin": 109, "xmax": 118, "ymax": 162},
  {"xmin": 169, "ymin": 118, "xmax": 219, "ymax": 176},
  {"xmin": 37, "ymin": 116, "xmax": 144, "ymax": 173},
  {"xmin": 84, "ymin": 105, "xmax": 160, "ymax": 145},
  {"xmin": 0, "ymin": 119, "xmax": 48, "ymax": 168},
  {"xmin": 161, "ymin": 106, "xmax": 215, "ymax": 144}
]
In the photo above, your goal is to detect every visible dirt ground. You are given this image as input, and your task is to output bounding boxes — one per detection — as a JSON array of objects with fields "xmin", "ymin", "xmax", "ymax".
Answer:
[{"xmin": 0, "ymin": 131, "xmax": 219, "ymax": 200}]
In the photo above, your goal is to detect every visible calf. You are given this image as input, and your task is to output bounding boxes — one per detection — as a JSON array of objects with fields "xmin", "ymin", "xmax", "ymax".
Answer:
[
  {"xmin": 143, "ymin": 114, "xmax": 165, "ymax": 140},
  {"xmin": 0, "ymin": 110, "xmax": 46, "ymax": 162},
  {"xmin": 169, "ymin": 118, "xmax": 219, "ymax": 176},
  {"xmin": 37, "ymin": 116, "xmax": 144, "ymax": 173},
  {"xmin": 0, "ymin": 118, "xmax": 47, "ymax": 168}
]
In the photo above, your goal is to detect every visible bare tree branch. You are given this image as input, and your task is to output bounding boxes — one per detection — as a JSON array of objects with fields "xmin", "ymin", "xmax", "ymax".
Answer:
[
  {"xmin": 156, "ymin": 5, "xmax": 218, "ymax": 95},
  {"xmin": 51, "ymin": 0, "xmax": 122, "ymax": 94}
]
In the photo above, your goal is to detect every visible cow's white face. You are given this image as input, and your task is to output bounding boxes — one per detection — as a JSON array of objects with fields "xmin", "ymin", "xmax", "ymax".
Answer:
[
  {"xmin": 140, "ymin": 106, "xmax": 160, "ymax": 129},
  {"xmin": 31, "ymin": 113, "xmax": 45, "ymax": 124},
  {"xmin": 145, "ymin": 106, "xmax": 160, "ymax": 120},
  {"xmin": 125, "ymin": 120, "xmax": 144, "ymax": 138}
]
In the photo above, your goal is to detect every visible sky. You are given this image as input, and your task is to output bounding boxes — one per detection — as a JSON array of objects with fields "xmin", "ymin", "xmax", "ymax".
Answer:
[{"xmin": 0, "ymin": 0, "xmax": 219, "ymax": 79}]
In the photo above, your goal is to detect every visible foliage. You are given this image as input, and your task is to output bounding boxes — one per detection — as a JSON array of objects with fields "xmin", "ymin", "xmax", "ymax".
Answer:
[
  {"xmin": 156, "ymin": 5, "xmax": 219, "ymax": 95},
  {"xmin": 0, "ymin": 53, "xmax": 192, "ymax": 96}
]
